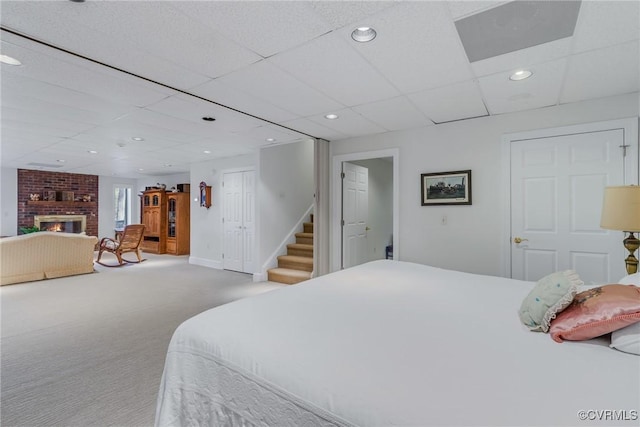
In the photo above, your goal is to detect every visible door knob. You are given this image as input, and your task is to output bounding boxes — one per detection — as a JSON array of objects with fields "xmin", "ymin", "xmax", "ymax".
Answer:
[
  {"xmin": 365, "ymin": 226, "xmax": 371, "ymax": 231},
  {"xmin": 513, "ymin": 237, "xmax": 529, "ymax": 244}
]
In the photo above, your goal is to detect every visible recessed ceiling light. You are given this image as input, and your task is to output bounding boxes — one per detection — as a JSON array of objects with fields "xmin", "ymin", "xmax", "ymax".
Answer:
[
  {"xmin": 351, "ymin": 26, "xmax": 377, "ymax": 43},
  {"xmin": 202, "ymin": 116, "xmax": 216, "ymax": 122},
  {"xmin": 132, "ymin": 137, "xmax": 144, "ymax": 141},
  {"xmin": 0, "ymin": 54, "xmax": 21, "ymax": 66},
  {"xmin": 88, "ymin": 150, "xmax": 98, "ymax": 154},
  {"xmin": 57, "ymin": 159, "xmax": 66, "ymax": 163},
  {"xmin": 138, "ymin": 168, "xmax": 145, "ymax": 171},
  {"xmin": 266, "ymin": 138, "xmax": 276, "ymax": 142},
  {"xmin": 324, "ymin": 113, "xmax": 339, "ymax": 120},
  {"xmin": 509, "ymin": 69, "xmax": 533, "ymax": 81},
  {"xmin": 203, "ymin": 150, "xmax": 211, "ymax": 154},
  {"xmin": 163, "ymin": 163, "xmax": 172, "ymax": 167}
]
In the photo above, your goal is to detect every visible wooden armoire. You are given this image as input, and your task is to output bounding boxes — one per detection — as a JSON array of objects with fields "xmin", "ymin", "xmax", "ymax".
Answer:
[{"xmin": 140, "ymin": 190, "xmax": 190, "ymax": 254}]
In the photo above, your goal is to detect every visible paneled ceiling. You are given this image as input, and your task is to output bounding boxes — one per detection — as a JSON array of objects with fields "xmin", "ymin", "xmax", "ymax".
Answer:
[{"xmin": 1, "ymin": 1, "xmax": 638, "ymax": 178}]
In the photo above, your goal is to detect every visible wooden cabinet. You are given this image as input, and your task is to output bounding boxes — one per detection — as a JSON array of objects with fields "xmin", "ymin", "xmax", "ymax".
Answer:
[
  {"xmin": 140, "ymin": 190, "xmax": 190, "ymax": 255},
  {"xmin": 166, "ymin": 192, "xmax": 190, "ymax": 255},
  {"xmin": 141, "ymin": 190, "xmax": 167, "ymax": 254}
]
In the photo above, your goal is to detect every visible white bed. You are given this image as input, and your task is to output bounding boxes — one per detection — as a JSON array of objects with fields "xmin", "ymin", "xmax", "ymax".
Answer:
[{"xmin": 155, "ymin": 260, "xmax": 639, "ymax": 426}]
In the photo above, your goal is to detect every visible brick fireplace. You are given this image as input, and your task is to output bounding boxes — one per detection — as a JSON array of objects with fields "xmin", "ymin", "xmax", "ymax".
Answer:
[{"xmin": 18, "ymin": 169, "xmax": 99, "ymax": 236}]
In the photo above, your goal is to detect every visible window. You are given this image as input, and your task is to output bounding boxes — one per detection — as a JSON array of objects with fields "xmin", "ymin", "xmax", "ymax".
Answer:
[{"xmin": 114, "ymin": 186, "xmax": 132, "ymax": 229}]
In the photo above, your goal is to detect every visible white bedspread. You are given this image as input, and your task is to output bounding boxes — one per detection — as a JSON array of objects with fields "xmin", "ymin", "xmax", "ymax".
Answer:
[{"xmin": 156, "ymin": 260, "xmax": 640, "ymax": 426}]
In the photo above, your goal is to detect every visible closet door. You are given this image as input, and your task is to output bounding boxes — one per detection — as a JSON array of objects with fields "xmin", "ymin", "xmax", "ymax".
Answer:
[{"xmin": 222, "ymin": 170, "xmax": 255, "ymax": 273}]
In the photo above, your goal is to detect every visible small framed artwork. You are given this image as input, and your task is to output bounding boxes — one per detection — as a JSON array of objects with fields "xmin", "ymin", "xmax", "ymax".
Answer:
[{"xmin": 421, "ymin": 170, "xmax": 472, "ymax": 206}]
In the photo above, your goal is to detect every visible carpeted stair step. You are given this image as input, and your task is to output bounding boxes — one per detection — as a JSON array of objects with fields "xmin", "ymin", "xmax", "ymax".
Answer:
[
  {"xmin": 303, "ymin": 222, "xmax": 313, "ymax": 233},
  {"xmin": 277, "ymin": 255, "xmax": 313, "ymax": 272},
  {"xmin": 287, "ymin": 243, "xmax": 313, "ymax": 258},
  {"xmin": 295, "ymin": 232, "xmax": 313, "ymax": 245},
  {"xmin": 268, "ymin": 268, "xmax": 311, "ymax": 285}
]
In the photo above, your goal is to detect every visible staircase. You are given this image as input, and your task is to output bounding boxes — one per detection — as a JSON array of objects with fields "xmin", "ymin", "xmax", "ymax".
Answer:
[{"xmin": 267, "ymin": 215, "xmax": 313, "ymax": 285}]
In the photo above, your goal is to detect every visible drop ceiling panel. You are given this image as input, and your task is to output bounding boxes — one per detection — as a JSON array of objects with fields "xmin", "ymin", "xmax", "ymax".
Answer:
[
  {"xmin": 571, "ymin": 1, "xmax": 640, "ymax": 54},
  {"xmin": 218, "ymin": 60, "xmax": 344, "ymax": 117},
  {"xmin": 170, "ymin": 1, "xmax": 332, "ymax": 58},
  {"xmin": 446, "ymin": 1, "xmax": 510, "ymax": 19},
  {"xmin": 561, "ymin": 41, "xmax": 640, "ymax": 104},
  {"xmin": 280, "ymin": 117, "xmax": 348, "ymax": 141},
  {"xmin": 269, "ymin": 32, "xmax": 399, "ymax": 107},
  {"xmin": 471, "ymin": 38, "xmax": 572, "ymax": 77},
  {"xmin": 308, "ymin": 1, "xmax": 397, "ymax": 29},
  {"xmin": 236, "ymin": 124, "xmax": 310, "ymax": 147},
  {"xmin": 348, "ymin": 1, "xmax": 474, "ymax": 94},
  {"xmin": 478, "ymin": 58, "xmax": 567, "ymax": 115},
  {"xmin": 2, "ymin": 92, "xmax": 118, "ymax": 128},
  {"xmin": 112, "ymin": 109, "xmax": 215, "ymax": 142},
  {"xmin": 352, "ymin": 96, "xmax": 434, "ymax": 131},
  {"xmin": 409, "ymin": 80, "xmax": 489, "ymax": 123},
  {"xmin": 1, "ymin": 1, "xmax": 260, "ymax": 84},
  {"xmin": 75, "ymin": 119, "xmax": 200, "ymax": 146},
  {"xmin": 143, "ymin": 94, "xmax": 266, "ymax": 134},
  {"xmin": 1, "ymin": 44, "xmax": 171, "ymax": 108},
  {"xmin": 1, "ymin": 116, "xmax": 90, "ymax": 139},
  {"xmin": 191, "ymin": 79, "xmax": 299, "ymax": 123},
  {"xmin": 308, "ymin": 108, "xmax": 386, "ymax": 137},
  {"xmin": 1, "ymin": 73, "xmax": 136, "ymax": 120}
]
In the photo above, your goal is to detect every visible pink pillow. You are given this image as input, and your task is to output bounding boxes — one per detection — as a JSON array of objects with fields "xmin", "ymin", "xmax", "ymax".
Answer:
[{"xmin": 549, "ymin": 284, "xmax": 640, "ymax": 343}]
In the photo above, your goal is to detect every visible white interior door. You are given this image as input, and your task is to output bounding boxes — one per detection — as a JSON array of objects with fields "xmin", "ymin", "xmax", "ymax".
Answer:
[
  {"xmin": 242, "ymin": 171, "xmax": 255, "ymax": 274},
  {"xmin": 510, "ymin": 129, "xmax": 627, "ymax": 285},
  {"xmin": 223, "ymin": 170, "xmax": 255, "ymax": 273},
  {"xmin": 342, "ymin": 162, "xmax": 368, "ymax": 269}
]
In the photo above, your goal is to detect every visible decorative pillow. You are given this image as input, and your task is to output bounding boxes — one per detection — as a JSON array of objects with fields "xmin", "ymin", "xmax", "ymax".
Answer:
[
  {"xmin": 619, "ymin": 273, "xmax": 639, "ymax": 285},
  {"xmin": 550, "ymin": 284, "xmax": 640, "ymax": 343},
  {"xmin": 518, "ymin": 270, "xmax": 582, "ymax": 332},
  {"xmin": 611, "ymin": 322, "xmax": 640, "ymax": 355}
]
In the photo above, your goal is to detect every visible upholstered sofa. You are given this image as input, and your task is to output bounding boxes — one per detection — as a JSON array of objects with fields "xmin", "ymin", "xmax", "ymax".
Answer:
[{"xmin": 0, "ymin": 232, "xmax": 98, "ymax": 286}]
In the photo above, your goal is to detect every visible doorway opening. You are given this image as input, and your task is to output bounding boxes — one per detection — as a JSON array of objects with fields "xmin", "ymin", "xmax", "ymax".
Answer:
[
  {"xmin": 114, "ymin": 186, "xmax": 133, "ymax": 230},
  {"xmin": 332, "ymin": 149, "xmax": 399, "ymax": 272}
]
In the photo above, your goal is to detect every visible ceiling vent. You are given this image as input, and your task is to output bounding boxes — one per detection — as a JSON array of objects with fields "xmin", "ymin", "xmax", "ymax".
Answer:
[
  {"xmin": 455, "ymin": 1, "xmax": 582, "ymax": 63},
  {"xmin": 27, "ymin": 162, "xmax": 64, "ymax": 168}
]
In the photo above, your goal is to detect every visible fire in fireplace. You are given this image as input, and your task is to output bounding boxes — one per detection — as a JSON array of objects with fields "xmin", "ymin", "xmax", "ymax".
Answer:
[{"xmin": 34, "ymin": 215, "xmax": 87, "ymax": 234}]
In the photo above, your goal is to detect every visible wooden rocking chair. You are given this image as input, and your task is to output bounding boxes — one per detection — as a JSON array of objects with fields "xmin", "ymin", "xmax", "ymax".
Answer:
[{"xmin": 96, "ymin": 224, "xmax": 146, "ymax": 267}]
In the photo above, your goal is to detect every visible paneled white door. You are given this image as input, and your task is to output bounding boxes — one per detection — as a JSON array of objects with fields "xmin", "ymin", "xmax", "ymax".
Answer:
[
  {"xmin": 510, "ymin": 129, "xmax": 627, "ymax": 285},
  {"xmin": 342, "ymin": 162, "xmax": 368, "ymax": 269},
  {"xmin": 223, "ymin": 170, "xmax": 255, "ymax": 273}
]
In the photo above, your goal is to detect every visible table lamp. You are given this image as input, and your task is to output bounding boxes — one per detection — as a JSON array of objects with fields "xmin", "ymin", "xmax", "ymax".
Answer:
[{"xmin": 600, "ymin": 185, "xmax": 640, "ymax": 274}]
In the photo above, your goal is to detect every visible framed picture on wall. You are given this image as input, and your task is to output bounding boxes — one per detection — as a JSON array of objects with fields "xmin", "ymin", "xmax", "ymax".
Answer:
[{"xmin": 421, "ymin": 170, "xmax": 472, "ymax": 206}]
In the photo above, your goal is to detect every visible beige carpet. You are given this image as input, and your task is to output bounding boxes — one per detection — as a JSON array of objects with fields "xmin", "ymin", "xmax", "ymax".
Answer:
[{"xmin": 0, "ymin": 253, "xmax": 284, "ymax": 427}]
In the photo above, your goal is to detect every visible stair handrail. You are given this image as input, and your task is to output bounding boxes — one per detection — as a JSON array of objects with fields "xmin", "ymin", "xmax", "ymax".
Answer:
[{"xmin": 260, "ymin": 204, "xmax": 313, "ymax": 279}]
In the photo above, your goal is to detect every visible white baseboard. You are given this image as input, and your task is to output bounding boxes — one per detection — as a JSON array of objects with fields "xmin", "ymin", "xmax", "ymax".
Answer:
[
  {"xmin": 189, "ymin": 257, "xmax": 222, "ymax": 270},
  {"xmin": 253, "ymin": 272, "xmax": 266, "ymax": 282}
]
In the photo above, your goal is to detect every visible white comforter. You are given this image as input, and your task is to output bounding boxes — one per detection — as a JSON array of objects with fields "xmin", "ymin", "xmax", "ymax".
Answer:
[{"xmin": 156, "ymin": 260, "xmax": 639, "ymax": 426}]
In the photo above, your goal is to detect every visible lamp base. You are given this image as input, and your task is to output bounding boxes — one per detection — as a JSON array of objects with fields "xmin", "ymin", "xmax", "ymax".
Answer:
[{"xmin": 623, "ymin": 232, "xmax": 639, "ymax": 275}]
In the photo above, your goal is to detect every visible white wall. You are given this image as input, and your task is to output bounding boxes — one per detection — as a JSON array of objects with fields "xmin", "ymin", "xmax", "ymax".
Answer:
[
  {"xmin": 259, "ymin": 140, "xmax": 314, "ymax": 268},
  {"xmin": 98, "ymin": 175, "xmax": 140, "ymax": 239},
  {"xmin": 136, "ymin": 173, "xmax": 190, "ymax": 194},
  {"xmin": 0, "ymin": 167, "xmax": 18, "ymax": 236},
  {"xmin": 189, "ymin": 154, "xmax": 256, "ymax": 269},
  {"xmin": 351, "ymin": 158, "xmax": 393, "ymax": 261},
  {"xmin": 330, "ymin": 93, "xmax": 640, "ymax": 277}
]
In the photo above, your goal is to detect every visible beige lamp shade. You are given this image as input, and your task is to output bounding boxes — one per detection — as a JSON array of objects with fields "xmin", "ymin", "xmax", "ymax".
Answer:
[{"xmin": 600, "ymin": 185, "xmax": 640, "ymax": 232}]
